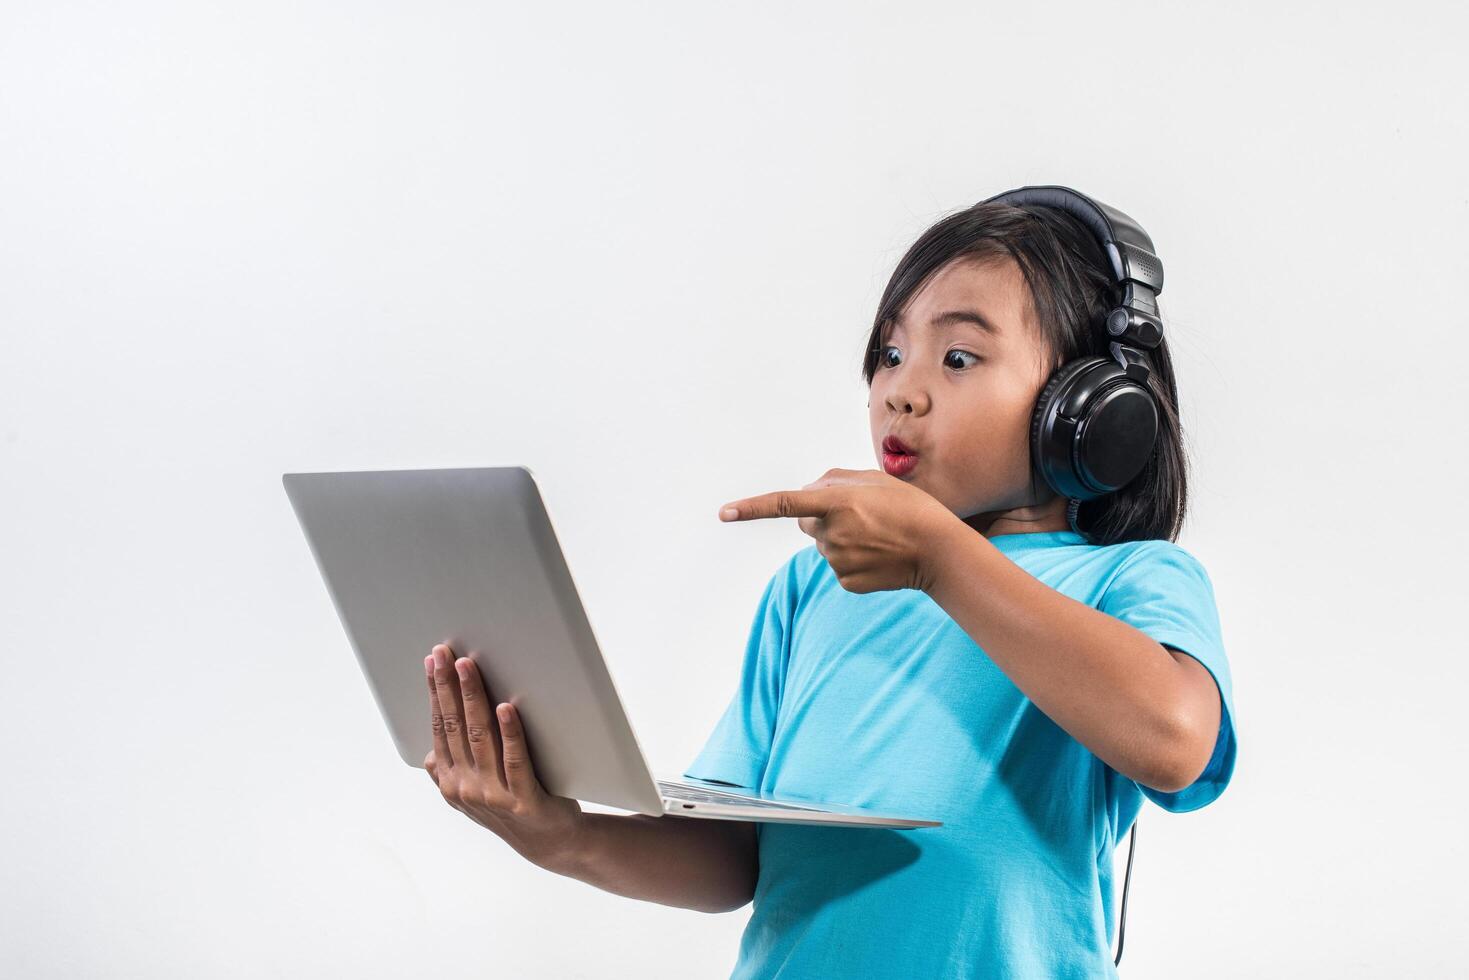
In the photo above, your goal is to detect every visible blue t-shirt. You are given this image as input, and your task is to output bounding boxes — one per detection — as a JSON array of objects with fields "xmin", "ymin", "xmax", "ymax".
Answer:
[{"xmin": 684, "ymin": 530, "xmax": 1237, "ymax": 979}]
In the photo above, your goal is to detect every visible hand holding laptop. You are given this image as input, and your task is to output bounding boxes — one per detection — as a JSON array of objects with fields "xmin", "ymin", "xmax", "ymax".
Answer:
[{"xmin": 423, "ymin": 641, "xmax": 584, "ymax": 867}]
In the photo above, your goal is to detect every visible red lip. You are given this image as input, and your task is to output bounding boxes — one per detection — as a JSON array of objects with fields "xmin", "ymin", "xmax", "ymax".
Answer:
[
  {"xmin": 882, "ymin": 434, "xmax": 917, "ymax": 456},
  {"xmin": 882, "ymin": 451, "xmax": 919, "ymax": 477}
]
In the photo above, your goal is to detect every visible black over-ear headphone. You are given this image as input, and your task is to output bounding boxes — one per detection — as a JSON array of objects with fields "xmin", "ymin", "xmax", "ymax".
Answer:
[
  {"xmin": 980, "ymin": 185, "xmax": 1167, "ymax": 534},
  {"xmin": 980, "ymin": 185, "xmax": 1165, "ymax": 967}
]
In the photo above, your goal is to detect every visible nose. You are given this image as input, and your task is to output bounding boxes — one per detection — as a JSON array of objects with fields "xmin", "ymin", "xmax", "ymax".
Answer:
[{"xmin": 885, "ymin": 385, "xmax": 929, "ymax": 416}]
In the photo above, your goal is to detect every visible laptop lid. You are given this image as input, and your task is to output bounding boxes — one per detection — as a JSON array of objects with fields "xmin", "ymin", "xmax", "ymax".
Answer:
[{"xmin": 282, "ymin": 465, "xmax": 665, "ymax": 815}]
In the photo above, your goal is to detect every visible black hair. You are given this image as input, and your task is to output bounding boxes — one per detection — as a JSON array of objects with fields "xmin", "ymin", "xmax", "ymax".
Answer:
[{"xmin": 860, "ymin": 200, "xmax": 1188, "ymax": 544}]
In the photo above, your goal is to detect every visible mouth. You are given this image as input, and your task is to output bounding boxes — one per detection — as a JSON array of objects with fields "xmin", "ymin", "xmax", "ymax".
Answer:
[
  {"xmin": 881, "ymin": 435, "xmax": 919, "ymax": 476},
  {"xmin": 882, "ymin": 435, "xmax": 917, "ymax": 456}
]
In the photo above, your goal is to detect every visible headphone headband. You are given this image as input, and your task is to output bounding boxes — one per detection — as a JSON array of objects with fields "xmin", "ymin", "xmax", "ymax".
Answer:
[{"xmin": 980, "ymin": 185, "xmax": 1166, "ymax": 358}]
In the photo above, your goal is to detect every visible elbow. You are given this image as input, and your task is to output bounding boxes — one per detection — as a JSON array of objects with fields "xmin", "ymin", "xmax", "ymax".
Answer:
[
  {"xmin": 692, "ymin": 871, "xmax": 757, "ymax": 914},
  {"xmin": 692, "ymin": 838, "xmax": 758, "ymax": 914},
  {"xmin": 1142, "ymin": 709, "xmax": 1215, "ymax": 795},
  {"xmin": 696, "ymin": 892, "xmax": 755, "ymax": 915},
  {"xmin": 1140, "ymin": 649, "xmax": 1224, "ymax": 795},
  {"xmin": 1142, "ymin": 758, "xmax": 1201, "ymax": 797}
]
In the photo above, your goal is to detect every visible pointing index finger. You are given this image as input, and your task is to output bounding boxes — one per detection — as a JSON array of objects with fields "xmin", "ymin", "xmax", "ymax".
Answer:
[{"xmin": 718, "ymin": 487, "xmax": 833, "ymax": 522}]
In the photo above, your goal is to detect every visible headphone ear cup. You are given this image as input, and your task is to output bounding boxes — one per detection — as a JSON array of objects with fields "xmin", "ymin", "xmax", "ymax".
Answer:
[
  {"xmin": 1075, "ymin": 377, "xmax": 1160, "ymax": 493},
  {"xmin": 1030, "ymin": 358, "xmax": 1098, "ymax": 495}
]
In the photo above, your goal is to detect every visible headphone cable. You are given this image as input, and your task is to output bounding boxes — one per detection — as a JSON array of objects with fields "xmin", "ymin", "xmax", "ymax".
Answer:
[
  {"xmin": 1066, "ymin": 497, "xmax": 1084, "ymax": 535},
  {"xmin": 1113, "ymin": 819, "xmax": 1137, "ymax": 967}
]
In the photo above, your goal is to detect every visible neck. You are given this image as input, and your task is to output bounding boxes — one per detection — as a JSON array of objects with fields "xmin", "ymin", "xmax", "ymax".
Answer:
[{"xmin": 963, "ymin": 494, "xmax": 1072, "ymax": 539}]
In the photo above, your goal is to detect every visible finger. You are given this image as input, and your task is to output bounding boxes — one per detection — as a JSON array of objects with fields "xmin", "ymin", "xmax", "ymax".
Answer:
[
  {"xmin": 432, "ymin": 644, "xmax": 475, "ymax": 765},
  {"xmin": 426, "ymin": 655, "xmax": 454, "ymax": 766},
  {"xmin": 467, "ymin": 661, "xmax": 508, "ymax": 788},
  {"xmin": 496, "ymin": 701, "xmax": 540, "ymax": 800},
  {"xmin": 453, "ymin": 655, "xmax": 506, "ymax": 783},
  {"xmin": 718, "ymin": 488, "xmax": 833, "ymax": 523}
]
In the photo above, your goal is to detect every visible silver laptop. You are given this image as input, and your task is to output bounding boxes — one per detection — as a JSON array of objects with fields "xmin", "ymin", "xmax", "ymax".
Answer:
[{"xmin": 282, "ymin": 465, "xmax": 940, "ymax": 830}]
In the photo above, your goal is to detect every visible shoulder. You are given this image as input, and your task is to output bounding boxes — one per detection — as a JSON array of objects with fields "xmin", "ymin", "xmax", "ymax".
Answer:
[
  {"xmin": 754, "ymin": 544, "xmax": 830, "ymax": 609},
  {"xmin": 787, "ymin": 543, "xmax": 836, "ymax": 597},
  {"xmin": 1095, "ymin": 537, "xmax": 1213, "ymax": 585},
  {"xmin": 1091, "ymin": 539, "xmax": 1219, "ymax": 618},
  {"xmin": 790, "ymin": 542, "xmax": 827, "ymax": 576}
]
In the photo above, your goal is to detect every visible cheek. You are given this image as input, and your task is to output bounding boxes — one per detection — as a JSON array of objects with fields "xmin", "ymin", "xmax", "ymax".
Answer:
[
  {"xmin": 954, "ymin": 393, "xmax": 1036, "ymax": 472},
  {"xmin": 988, "ymin": 372, "xmax": 1045, "ymax": 432}
]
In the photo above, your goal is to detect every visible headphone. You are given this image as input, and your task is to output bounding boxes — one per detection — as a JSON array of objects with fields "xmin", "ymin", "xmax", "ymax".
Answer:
[
  {"xmin": 979, "ymin": 185, "xmax": 1167, "ymax": 542},
  {"xmin": 980, "ymin": 185, "xmax": 1166, "ymax": 967}
]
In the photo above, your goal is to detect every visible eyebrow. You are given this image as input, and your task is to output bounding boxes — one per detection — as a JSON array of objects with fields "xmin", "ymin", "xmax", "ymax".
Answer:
[{"xmin": 886, "ymin": 309, "xmax": 1000, "ymax": 338}]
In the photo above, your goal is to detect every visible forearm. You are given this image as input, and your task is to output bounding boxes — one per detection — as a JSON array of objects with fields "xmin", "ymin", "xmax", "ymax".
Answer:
[
  {"xmin": 923, "ymin": 524, "xmax": 1202, "ymax": 792},
  {"xmin": 535, "ymin": 811, "xmax": 758, "ymax": 914}
]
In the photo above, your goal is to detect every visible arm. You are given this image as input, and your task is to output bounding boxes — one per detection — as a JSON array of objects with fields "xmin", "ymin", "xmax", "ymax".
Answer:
[
  {"xmin": 714, "ymin": 468, "xmax": 1222, "ymax": 795},
  {"xmin": 538, "ymin": 813, "xmax": 758, "ymax": 914},
  {"xmin": 921, "ymin": 524, "xmax": 1222, "ymax": 794}
]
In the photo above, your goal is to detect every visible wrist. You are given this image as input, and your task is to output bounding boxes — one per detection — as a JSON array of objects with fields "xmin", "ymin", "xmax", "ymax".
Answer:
[
  {"xmin": 530, "ymin": 810, "xmax": 598, "ymax": 876},
  {"xmin": 918, "ymin": 515, "xmax": 971, "ymax": 596}
]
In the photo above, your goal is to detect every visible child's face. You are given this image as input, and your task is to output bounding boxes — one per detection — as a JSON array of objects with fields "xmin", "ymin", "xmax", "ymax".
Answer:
[{"xmin": 868, "ymin": 253, "xmax": 1060, "ymax": 525}]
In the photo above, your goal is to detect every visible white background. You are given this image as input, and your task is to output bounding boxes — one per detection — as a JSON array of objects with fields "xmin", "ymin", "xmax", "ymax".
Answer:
[{"xmin": 2, "ymin": 2, "xmax": 1464, "ymax": 977}]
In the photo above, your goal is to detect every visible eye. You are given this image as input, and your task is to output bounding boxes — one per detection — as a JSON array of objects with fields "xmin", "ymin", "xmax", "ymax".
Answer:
[{"xmin": 876, "ymin": 345, "xmax": 981, "ymax": 371}]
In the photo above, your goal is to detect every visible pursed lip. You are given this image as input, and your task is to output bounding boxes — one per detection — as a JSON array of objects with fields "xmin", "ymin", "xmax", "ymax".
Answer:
[{"xmin": 882, "ymin": 434, "xmax": 917, "ymax": 456}]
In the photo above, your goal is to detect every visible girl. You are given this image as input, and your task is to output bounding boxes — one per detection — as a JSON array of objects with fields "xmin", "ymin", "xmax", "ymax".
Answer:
[{"xmin": 422, "ymin": 187, "xmax": 1238, "ymax": 979}]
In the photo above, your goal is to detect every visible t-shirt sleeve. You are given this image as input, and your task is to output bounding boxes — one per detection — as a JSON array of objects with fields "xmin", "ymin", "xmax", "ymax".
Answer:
[
  {"xmin": 681, "ymin": 557, "xmax": 797, "ymax": 790},
  {"xmin": 1098, "ymin": 542, "xmax": 1238, "ymax": 813}
]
